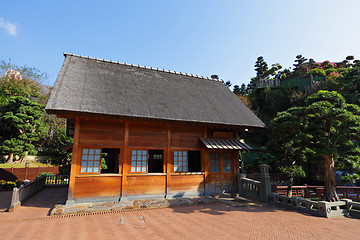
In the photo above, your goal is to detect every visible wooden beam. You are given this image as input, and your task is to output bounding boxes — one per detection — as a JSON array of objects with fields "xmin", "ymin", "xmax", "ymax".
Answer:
[
  {"xmin": 121, "ymin": 121, "xmax": 129, "ymax": 199},
  {"xmin": 166, "ymin": 125, "xmax": 171, "ymax": 196},
  {"xmin": 202, "ymin": 127, "xmax": 209, "ymax": 194},
  {"xmin": 67, "ymin": 118, "xmax": 80, "ymax": 202}
]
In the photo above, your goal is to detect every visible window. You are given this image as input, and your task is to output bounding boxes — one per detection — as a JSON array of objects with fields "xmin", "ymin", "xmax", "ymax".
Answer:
[
  {"xmin": 188, "ymin": 151, "xmax": 201, "ymax": 172},
  {"xmin": 174, "ymin": 151, "xmax": 187, "ymax": 172},
  {"xmin": 148, "ymin": 150, "xmax": 164, "ymax": 173},
  {"xmin": 223, "ymin": 153, "xmax": 232, "ymax": 172},
  {"xmin": 210, "ymin": 152, "xmax": 220, "ymax": 172},
  {"xmin": 101, "ymin": 148, "xmax": 120, "ymax": 174},
  {"xmin": 81, "ymin": 149, "xmax": 101, "ymax": 173},
  {"xmin": 131, "ymin": 150, "xmax": 147, "ymax": 173}
]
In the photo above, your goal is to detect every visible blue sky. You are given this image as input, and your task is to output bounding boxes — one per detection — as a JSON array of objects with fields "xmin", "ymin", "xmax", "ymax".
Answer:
[{"xmin": 1, "ymin": 1, "xmax": 360, "ymax": 88}]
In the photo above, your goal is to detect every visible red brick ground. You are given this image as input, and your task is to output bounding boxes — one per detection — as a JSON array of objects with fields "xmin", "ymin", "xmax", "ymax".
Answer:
[{"xmin": 0, "ymin": 189, "xmax": 359, "ymax": 240}]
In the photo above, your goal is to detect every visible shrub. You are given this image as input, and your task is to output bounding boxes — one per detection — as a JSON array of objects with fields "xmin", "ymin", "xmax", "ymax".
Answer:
[
  {"xmin": 37, "ymin": 172, "xmax": 54, "ymax": 178},
  {"xmin": 308, "ymin": 68, "xmax": 326, "ymax": 76},
  {"xmin": 0, "ymin": 180, "xmax": 6, "ymax": 190},
  {"xmin": 6, "ymin": 181, "xmax": 16, "ymax": 189}
]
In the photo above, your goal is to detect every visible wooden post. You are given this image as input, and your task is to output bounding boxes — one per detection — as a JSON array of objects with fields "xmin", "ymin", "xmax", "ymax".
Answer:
[
  {"xmin": 202, "ymin": 127, "xmax": 209, "ymax": 195},
  {"xmin": 121, "ymin": 121, "xmax": 129, "ymax": 201},
  {"xmin": 25, "ymin": 166, "xmax": 28, "ymax": 180},
  {"xmin": 67, "ymin": 118, "xmax": 80, "ymax": 204},
  {"xmin": 166, "ymin": 125, "xmax": 171, "ymax": 197}
]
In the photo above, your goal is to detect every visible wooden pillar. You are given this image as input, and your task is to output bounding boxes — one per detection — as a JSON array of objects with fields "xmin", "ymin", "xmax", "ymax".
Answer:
[
  {"xmin": 202, "ymin": 127, "xmax": 209, "ymax": 195},
  {"xmin": 25, "ymin": 166, "xmax": 28, "ymax": 180},
  {"xmin": 121, "ymin": 121, "xmax": 129, "ymax": 200},
  {"xmin": 67, "ymin": 118, "xmax": 80, "ymax": 204},
  {"xmin": 166, "ymin": 125, "xmax": 171, "ymax": 197}
]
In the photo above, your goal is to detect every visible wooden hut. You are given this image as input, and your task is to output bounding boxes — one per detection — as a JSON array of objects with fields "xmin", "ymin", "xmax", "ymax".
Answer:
[{"xmin": 46, "ymin": 53, "xmax": 265, "ymax": 204}]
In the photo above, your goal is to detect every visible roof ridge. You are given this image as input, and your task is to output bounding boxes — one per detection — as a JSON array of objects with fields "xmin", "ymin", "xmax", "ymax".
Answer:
[{"xmin": 63, "ymin": 52, "xmax": 224, "ymax": 83}]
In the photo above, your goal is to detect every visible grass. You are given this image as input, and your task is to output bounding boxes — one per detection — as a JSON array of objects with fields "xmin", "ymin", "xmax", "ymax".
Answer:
[{"xmin": 0, "ymin": 162, "xmax": 55, "ymax": 168}]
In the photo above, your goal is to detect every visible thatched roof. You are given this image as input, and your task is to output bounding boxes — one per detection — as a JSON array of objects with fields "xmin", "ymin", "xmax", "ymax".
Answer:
[{"xmin": 46, "ymin": 53, "xmax": 265, "ymax": 128}]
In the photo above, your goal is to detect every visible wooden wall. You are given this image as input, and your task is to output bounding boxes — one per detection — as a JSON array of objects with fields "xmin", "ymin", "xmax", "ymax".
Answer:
[
  {"xmin": 127, "ymin": 175, "xmax": 166, "ymax": 195},
  {"xmin": 69, "ymin": 117, "xmax": 239, "ymax": 200},
  {"xmin": 128, "ymin": 124, "xmax": 167, "ymax": 147},
  {"xmin": 171, "ymin": 126, "xmax": 203, "ymax": 148},
  {"xmin": 79, "ymin": 119, "xmax": 124, "ymax": 145},
  {"xmin": 74, "ymin": 176, "xmax": 121, "ymax": 198},
  {"xmin": 170, "ymin": 174, "xmax": 204, "ymax": 192}
]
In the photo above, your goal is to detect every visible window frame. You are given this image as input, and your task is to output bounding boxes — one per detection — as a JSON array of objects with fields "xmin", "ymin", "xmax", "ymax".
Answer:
[
  {"xmin": 173, "ymin": 150, "xmax": 188, "ymax": 172},
  {"xmin": 130, "ymin": 149, "xmax": 148, "ymax": 173},
  {"xmin": 80, "ymin": 148, "xmax": 102, "ymax": 174}
]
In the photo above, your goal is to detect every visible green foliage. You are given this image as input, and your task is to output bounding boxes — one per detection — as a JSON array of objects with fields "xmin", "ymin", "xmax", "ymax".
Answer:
[
  {"xmin": 0, "ymin": 96, "xmax": 47, "ymax": 161},
  {"xmin": 308, "ymin": 68, "xmax": 326, "ymax": 77},
  {"xmin": 269, "ymin": 91, "xmax": 360, "ymax": 188},
  {"xmin": 293, "ymin": 55, "xmax": 308, "ymax": 71},
  {"xmin": 0, "ymin": 60, "xmax": 48, "ymax": 102},
  {"xmin": 101, "ymin": 152, "xmax": 108, "ymax": 170},
  {"xmin": 37, "ymin": 172, "xmax": 54, "ymax": 178},
  {"xmin": 233, "ymin": 85, "xmax": 240, "ymax": 96},
  {"xmin": 325, "ymin": 65, "xmax": 360, "ymax": 106},
  {"xmin": 278, "ymin": 165, "xmax": 306, "ymax": 178},
  {"xmin": 250, "ymin": 87, "xmax": 294, "ymax": 125},
  {"xmin": 340, "ymin": 172, "xmax": 360, "ymax": 185},
  {"xmin": 40, "ymin": 127, "xmax": 73, "ymax": 174}
]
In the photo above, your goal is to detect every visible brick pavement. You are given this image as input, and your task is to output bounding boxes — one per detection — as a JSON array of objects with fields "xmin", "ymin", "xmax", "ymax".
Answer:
[{"xmin": 0, "ymin": 189, "xmax": 359, "ymax": 240}]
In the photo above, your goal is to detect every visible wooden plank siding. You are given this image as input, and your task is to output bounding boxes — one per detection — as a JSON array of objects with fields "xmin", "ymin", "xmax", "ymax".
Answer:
[
  {"xmin": 69, "ymin": 117, "xmax": 240, "ymax": 200},
  {"xmin": 74, "ymin": 176, "xmax": 122, "ymax": 198},
  {"xmin": 171, "ymin": 126, "xmax": 203, "ymax": 148},
  {"xmin": 170, "ymin": 174, "xmax": 204, "ymax": 192},
  {"xmin": 126, "ymin": 175, "xmax": 166, "ymax": 195},
  {"xmin": 128, "ymin": 124, "xmax": 166, "ymax": 147},
  {"xmin": 79, "ymin": 119, "xmax": 124, "ymax": 145}
]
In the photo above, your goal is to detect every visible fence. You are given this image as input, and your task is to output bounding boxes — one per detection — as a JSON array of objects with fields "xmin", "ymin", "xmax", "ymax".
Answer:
[
  {"xmin": 9, "ymin": 175, "xmax": 69, "ymax": 212},
  {"xmin": 239, "ymin": 177, "xmax": 260, "ymax": 200},
  {"xmin": 345, "ymin": 200, "xmax": 360, "ymax": 218},
  {"xmin": 272, "ymin": 185, "xmax": 360, "ymax": 202},
  {"xmin": 0, "ymin": 166, "xmax": 60, "ymax": 181},
  {"xmin": 9, "ymin": 176, "xmax": 47, "ymax": 211},
  {"xmin": 270, "ymin": 193, "xmax": 347, "ymax": 218},
  {"xmin": 45, "ymin": 175, "xmax": 69, "ymax": 186}
]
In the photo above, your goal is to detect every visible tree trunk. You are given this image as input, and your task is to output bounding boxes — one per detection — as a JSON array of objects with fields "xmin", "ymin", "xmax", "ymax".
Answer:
[
  {"xmin": 287, "ymin": 177, "xmax": 294, "ymax": 197},
  {"xmin": 19, "ymin": 151, "xmax": 29, "ymax": 163},
  {"xmin": 323, "ymin": 155, "xmax": 340, "ymax": 202},
  {"xmin": 6, "ymin": 152, "xmax": 14, "ymax": 164}
]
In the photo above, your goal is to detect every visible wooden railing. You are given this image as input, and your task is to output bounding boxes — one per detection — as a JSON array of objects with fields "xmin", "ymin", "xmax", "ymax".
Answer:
[
  {"xmin": 9, "ymin": 176, "xmax": 46, "ymax": 211},
  {"xmin": 239, "ymin": 177, "xmax": 260, "ymax": 200},
  {"xmin": 273, "ymin": 185, "xmax": 360, "ymax": 202},
  {"xmin": 9, "ymin": 175, "xmax": 69, "ymax": 212},
  {"xmin": 45, "ymin": 175, "xmax": 69, "ymax": 186}
]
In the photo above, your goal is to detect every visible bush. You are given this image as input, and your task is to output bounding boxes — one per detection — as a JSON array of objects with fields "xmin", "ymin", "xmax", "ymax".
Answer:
[
  {"xmin": 0, "ymin": 180, "xmax": 6, "ymax": 190},
  {"xmin": 6, "ymin": 181, "xmax": 16, "ymax": 189},
  {"xmin": 37, "ymin": 172, "xmax": 54, "ymax": 178},
  {"xmin": 308, "ymin": 68, "xmax": 326, "ymax": 76}
]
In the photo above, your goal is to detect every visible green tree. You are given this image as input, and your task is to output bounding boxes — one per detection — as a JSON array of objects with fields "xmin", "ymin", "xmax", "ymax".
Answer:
[
  {"xmin": 248, "ymin": 56, "xmax": 269, "ymax": 90},
  {"xmin": 233, "ymin": 85, "xmax": 241, "ymax": 95},
  {"xmin": 0, "ymin": 96, "xmax": 47, "ymax": 163},
  {"xmin": 293, "ymin": 54, "xmax": 308, "ymax": 71},
  {"xmin": 0, "ymin": 60, "xmax": 48, "ymax": 102},
  {"xmin": 270, "ymin": 91, "xmax": 360, "ymax": 201},
  {"xmin": 240, "ymin": 83, "xmax": 247, "ymax": 95},
  {"xmin": 40, "ymin": 127, "xmax": 73, "ymax": 174},
  {"xmin": 326, "ymin": 64, "xmax": 360, "ymax": 106}
]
